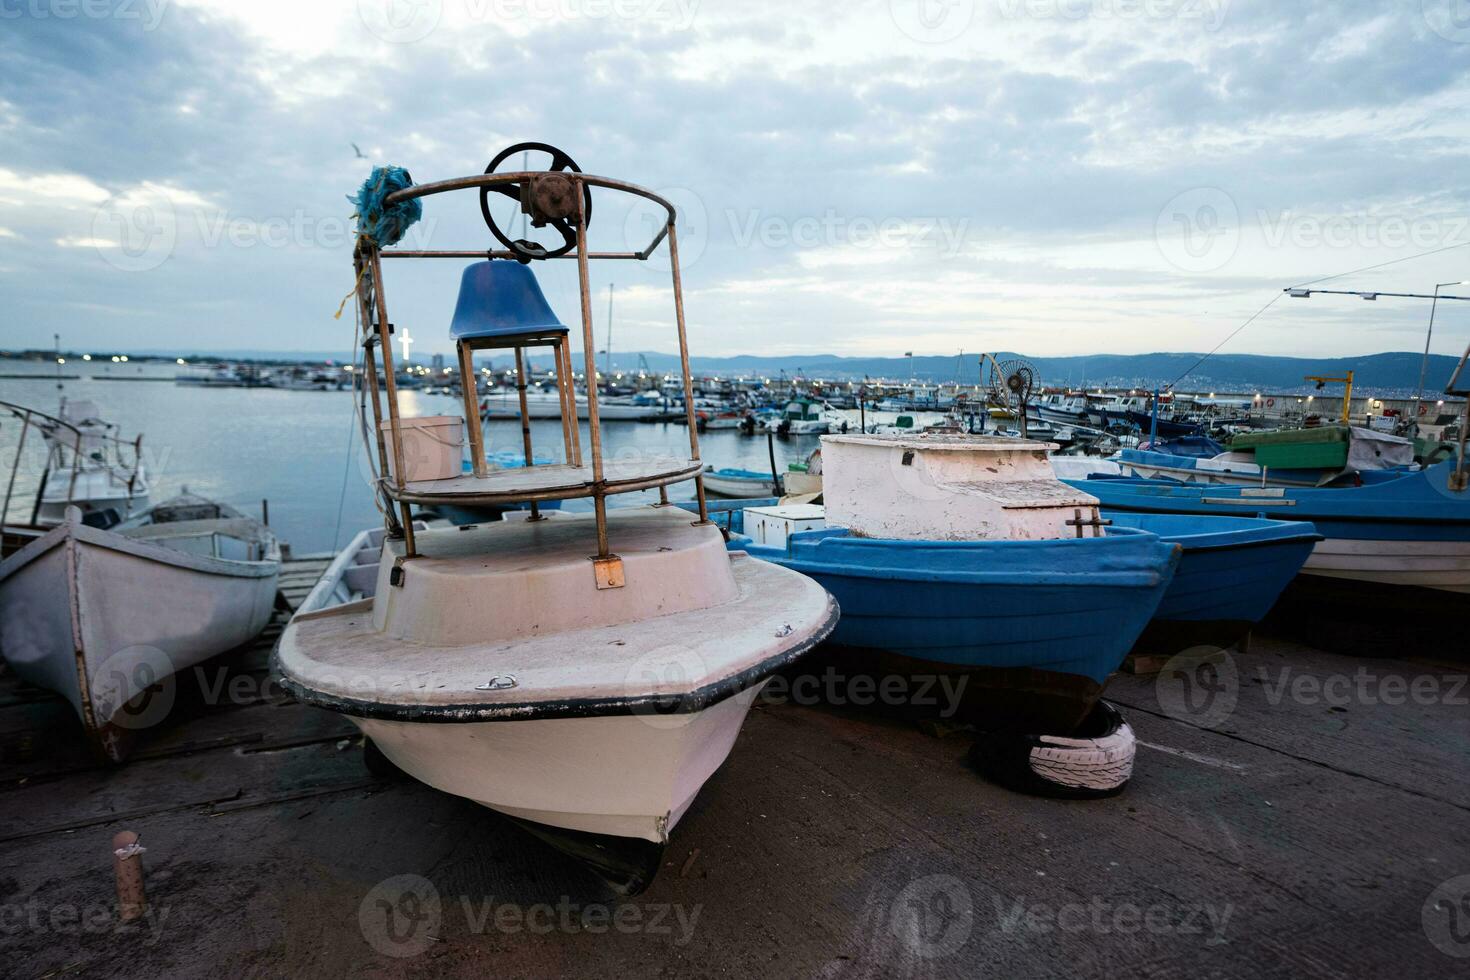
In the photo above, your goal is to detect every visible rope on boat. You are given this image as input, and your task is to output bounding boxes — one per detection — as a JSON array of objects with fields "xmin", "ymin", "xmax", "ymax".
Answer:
[
  {"xmin": 349, "ymin": 166, "xmax": 421, "ymax": 247},
  {"xmin": 334, "ymin": 166, "xmax": 423, "ymax": 319}
]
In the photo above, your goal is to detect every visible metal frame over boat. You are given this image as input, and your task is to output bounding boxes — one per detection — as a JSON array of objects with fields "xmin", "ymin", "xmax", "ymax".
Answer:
[{"xmin": 274, "ymin": 146, "xmax": 837, "ymax": 892}]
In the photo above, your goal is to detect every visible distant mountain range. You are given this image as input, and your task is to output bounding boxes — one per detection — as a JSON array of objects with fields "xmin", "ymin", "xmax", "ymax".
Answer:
[{"xmin": 70, "ymin": 347, "xmax": 1469, "ymax": 393}]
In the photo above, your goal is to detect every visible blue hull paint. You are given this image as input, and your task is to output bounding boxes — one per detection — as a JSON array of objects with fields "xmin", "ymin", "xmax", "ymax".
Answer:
[
  {"xmin": 1102, "ymin": 512, "xmax": 1320, "ymax": 626},
  {"xmin": 1068, "ymin": 459, "xmax": 1470, "ymax": 544},
  {"xmin": 697, "ymin": 502, "xmax": 1178, "ymax": 686}
]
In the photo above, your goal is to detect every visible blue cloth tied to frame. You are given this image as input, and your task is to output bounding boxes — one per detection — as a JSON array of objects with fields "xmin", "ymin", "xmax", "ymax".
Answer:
[{"xmin": 349, "ymin": 166, "xmax": 421, "ymax": 247}]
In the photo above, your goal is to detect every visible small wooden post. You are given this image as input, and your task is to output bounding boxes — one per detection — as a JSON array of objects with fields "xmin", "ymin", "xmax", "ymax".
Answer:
[
  {"xmin": 458, "ymin": 341, "xmax": 488, "ymax": 478},
  {"xmin": 112, "ymin": 831, "xmax": 147, "ymax": 923},
  {"xmin": 513, "ymin": 347, "xmax": 541, "ymax": 520}
]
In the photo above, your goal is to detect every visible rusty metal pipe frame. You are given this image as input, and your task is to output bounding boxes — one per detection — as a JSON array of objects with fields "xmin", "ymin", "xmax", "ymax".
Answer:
[
  {"xmin": 382, "ymin": 250, "xmax": 648, "ymax": 261},
  {"xmin": 552, "ymin": 339, "xmax": 576, "ymax": 464},
  {"xmin": 572, "ymin": 192, "xmax": 612, "ymax": 558},
  {"xmin": 358, "ymin": 323, "xmax": 402, "ymax": 537},
  {"xmin": 512, "ymin": 346, "xmax": 542, "ymax": 520},
  {"xmin": 667, "ymin": 221, "xmax": 711, "ymax": 525},
  {"xmin": 457, "ymin": 341, "xmax": 489, "ymax": 479},
  {"xmin": 1, "ymin": 408, "xmax": 30, "ymax": 526},
  {"xmin": 364, "ymin": 246, "xmax": 416, "ymax": 556},
  {"xmin": 367, "ymin": 168, "xmax": 705, "ymax": 540},
  {"xmin": 385, "ymin": 462, "xmax": 704, "ymax": 507},
  {"xmin": 381, "ymin": 172, "xmax": 674, "ymax": 258}
]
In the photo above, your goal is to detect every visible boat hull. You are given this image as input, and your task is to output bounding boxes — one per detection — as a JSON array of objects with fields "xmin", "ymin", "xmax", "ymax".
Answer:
[
  {"xmin": 1300, "ymin": 537, "xmax": 1470, "ymax": 593},
  {"xmin": 0, "ymin": 519, "xmax": 279, "ymax": 760},
  {"xmin": 1070, "ymin": 461, "xmax": 1470, "ymax": 594},
  {"xmin": 1103, "ymin": 512, "xmax": 1321, "ymax": 654},
  {"xmin": 734, "ymin": 527, "xmax": 1179, "ymax": 732},
  {"xmin": 703, "ymin": 469, "xmax": 779, "ymax": 498},
  {"xmin": 354, "ymin": 680, "xmax": 765, "ymax": 845}
]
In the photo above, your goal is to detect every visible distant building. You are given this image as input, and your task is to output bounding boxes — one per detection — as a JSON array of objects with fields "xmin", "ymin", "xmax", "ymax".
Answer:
[{"xmin": 431, "ymin": 353, "xmax": 445, "ymax": 372}]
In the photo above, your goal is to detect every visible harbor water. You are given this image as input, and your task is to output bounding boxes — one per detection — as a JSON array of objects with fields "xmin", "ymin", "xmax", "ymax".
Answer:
[{"xmin": 0, "ymin": 361, "xmax": 842, "ymax": 554}]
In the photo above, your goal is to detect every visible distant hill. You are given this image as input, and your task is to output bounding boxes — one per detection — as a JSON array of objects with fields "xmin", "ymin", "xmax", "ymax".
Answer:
[
  {"xmin": 116, "ymin": 347, "xmax": 1465, "ymax": 393},
  {"xmin": 543, "ymin": 350, "xmax": 1466, "ymax": 394}
]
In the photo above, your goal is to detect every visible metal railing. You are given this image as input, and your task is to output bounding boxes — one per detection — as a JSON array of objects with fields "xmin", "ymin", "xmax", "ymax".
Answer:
[{"xmin": 0, "ymin": 399, "xmax": 144, "ymax": 527}]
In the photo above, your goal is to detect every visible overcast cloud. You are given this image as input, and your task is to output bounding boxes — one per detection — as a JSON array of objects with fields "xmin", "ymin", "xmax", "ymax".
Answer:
[{"xmin": 4, "ymin": 0, "xmax": 1470, "ymax": 360}]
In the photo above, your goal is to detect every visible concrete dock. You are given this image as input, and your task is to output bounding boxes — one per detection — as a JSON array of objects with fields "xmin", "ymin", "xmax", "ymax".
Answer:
[{"xmin": 1, "ymin": 557, "xmax": 1467, "ymax": 978}]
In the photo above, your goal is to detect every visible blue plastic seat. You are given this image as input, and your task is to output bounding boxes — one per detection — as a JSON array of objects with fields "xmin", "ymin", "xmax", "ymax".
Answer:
[{"xmin": 449, "ymin": 261, "xmax": 570, "ymax": 342}]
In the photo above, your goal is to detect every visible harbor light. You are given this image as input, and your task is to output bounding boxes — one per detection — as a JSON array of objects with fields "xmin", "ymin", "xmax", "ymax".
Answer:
[
  {"xmin": 82, "ymin": 354, "xmax": 91, "ymax": 361},
  {"xmin": 176, "ymin": 358, "xmax": 185, "ymax": 365},
  {"xmin": 111, "ymin": 355, "xmax": 120, "ymax": 362},
  {"xmin": 56, "ymin": 357, "xmax": 65, "ymax": 364},
  {"xmin": 120, "ymin": 355, "xmax": 128, "ymax": 362}
]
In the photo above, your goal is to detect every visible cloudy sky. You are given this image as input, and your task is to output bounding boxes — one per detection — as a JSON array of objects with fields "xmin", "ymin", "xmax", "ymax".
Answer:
[{"xmin": 5, "ymin": 0, "xmax": 1470, "ymax": 361}]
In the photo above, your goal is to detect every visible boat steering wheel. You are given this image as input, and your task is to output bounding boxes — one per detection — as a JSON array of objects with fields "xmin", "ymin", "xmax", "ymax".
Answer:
[{"xmin": 479, "ymin": 142, "xmax": 593, "ymax": 262}]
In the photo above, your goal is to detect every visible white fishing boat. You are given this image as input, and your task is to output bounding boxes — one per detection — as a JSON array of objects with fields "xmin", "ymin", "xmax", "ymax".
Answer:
[
  {"xmin": 1, "ymin": 399, "xmax": 150, "ymax": 529},
  {"xmin": 480, "ymin": 388, "xmax": 670, "ymax": 421},
  {"xmin": 701, "ymin": 465, "xmax": 782, "ymax": 497},
  {"xmin": 764, "ymin": 399, "xmax": 830, "ymax": 434},
  {"xmin": 0, "ymin": 493, "xmax": 281, "ymax": 761},
  {"xmin": 276, "ymin": 147, "xmax": 837, "ymax": 892}
]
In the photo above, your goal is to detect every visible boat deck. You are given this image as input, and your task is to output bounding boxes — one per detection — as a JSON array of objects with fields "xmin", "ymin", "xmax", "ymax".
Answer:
[
  {"xmin": 1, "ymin": 558, "xmax": 1467, "ymax": 977},
  {"xmin": 389, "ymin": 457, "xmax": 702, "ymax": 505}
]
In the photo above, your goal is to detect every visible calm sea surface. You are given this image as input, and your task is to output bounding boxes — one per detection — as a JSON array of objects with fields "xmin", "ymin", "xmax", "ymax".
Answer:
[{"xmin": 0, "ymin": 360, "xmax": 881, "ymax": 555}]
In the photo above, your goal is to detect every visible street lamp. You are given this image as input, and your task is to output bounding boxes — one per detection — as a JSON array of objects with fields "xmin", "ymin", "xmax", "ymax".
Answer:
[{"xmin": 1415, "ymin": 281, "xmax": 1470, "ymax": 424}]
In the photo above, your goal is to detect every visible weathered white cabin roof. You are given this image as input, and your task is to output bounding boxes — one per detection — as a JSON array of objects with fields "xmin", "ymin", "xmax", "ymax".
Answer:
[{"xmin": 820, "ymin": 432, "xmax": 1102, "ymax": 541}]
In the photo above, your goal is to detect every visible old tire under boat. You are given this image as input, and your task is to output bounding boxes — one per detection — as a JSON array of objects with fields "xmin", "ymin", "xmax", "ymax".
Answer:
[{"xmin": 968, "ymin": 700, "xmax": 1136, "ymax": 799}]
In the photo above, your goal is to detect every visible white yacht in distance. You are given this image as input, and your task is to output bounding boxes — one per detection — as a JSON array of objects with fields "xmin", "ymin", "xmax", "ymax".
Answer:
[{"xmin": 0, "ymin": 398, "xmax": 150, "ymax": 530}]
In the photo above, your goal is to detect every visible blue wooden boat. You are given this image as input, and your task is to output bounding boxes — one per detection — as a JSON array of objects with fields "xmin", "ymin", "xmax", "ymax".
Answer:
[
  {"xmin": 1099, "ymin": 512, "xmax": 1321, "ymax": 654},
  {"xmin": 701, "ymin": 465, "xmax": 780, "ymax": 498},
  {"xmin": 685, "ymin": 432, "xmax": 1183, "ymax": 734},
  {"xmin": 709, "ymin": 509, "xmax": 1177, "ymax": 732},
  {"xmin": 1068, "ymin": 457, "xmax": 1470, "ymax": 595},
  {"xmin": 701, "ymin": 498, "xmax": 1319, "ymax": 660}
]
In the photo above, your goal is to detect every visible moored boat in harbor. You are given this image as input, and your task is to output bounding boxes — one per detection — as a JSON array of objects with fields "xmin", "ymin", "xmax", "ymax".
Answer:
[
  {"xmin": 1, "ymin": 398, "xmax": 149, "ymax": 530},
  {"xmin": 1072, "ymin": 456, "xmax": 1470, "ymax": 595},
  {"xmin": 0, "ymin": 493, "xmax": 281, "ymax": 761},
  {"xmin": 706, "ymin": 433, "xmax": 1181, "ymax": 736}
]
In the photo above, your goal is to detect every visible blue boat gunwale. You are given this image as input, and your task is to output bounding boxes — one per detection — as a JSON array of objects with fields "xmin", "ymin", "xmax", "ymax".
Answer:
[
  {"xmin": 1101, "ymin": 511, "xmax": 1324, "ymax": 553},
  {"xmin": 705, "ymin": 467, "xmax": 776, "ymax": 480},
  {"xmin": 726, "ymin": 524, "xmax": 1180, "ymax": 589},
  {"xmin": 1068, "ymin": 458, "xmax": 1470, "ymax": 528}
]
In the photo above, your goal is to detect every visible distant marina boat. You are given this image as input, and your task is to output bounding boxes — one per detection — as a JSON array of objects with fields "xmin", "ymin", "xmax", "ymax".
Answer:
[
  {"xmin": 1117, "ymin": 425, "xmax": 1415, "ymax": 487},
  {"xmin": 701, "ymin": 464, "xmax": 781, "ymax": 497},
  {"xmin": 0, "ymin": 493, "xmax": 281, "ymax": 761},
  {"xmin": 479, "ymin": 388, "xmax": 673, "ymax": 421},
  {"xmin": 1, "ymin": 398, "xmax": 149, "ymax": 530},
  {"xmin": 1074, "ymin": 457, "xmax": 1470, "ymax": 594}
]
